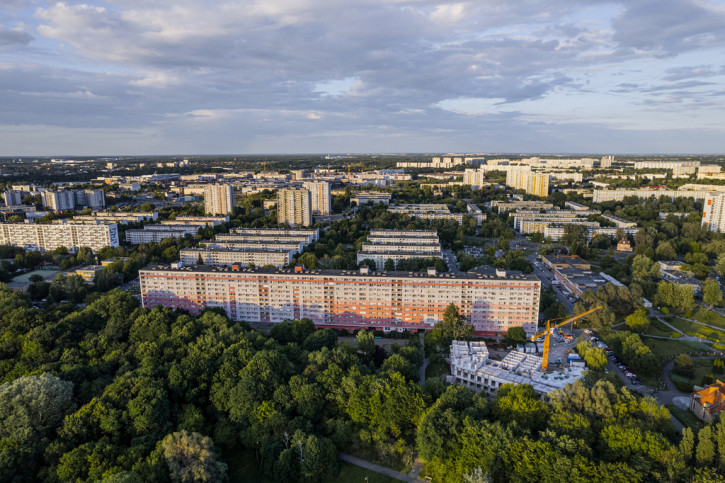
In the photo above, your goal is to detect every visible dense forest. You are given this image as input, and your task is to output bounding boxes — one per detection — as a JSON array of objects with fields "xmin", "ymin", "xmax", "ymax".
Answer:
[{"xmin": 1, "ymin": 286, "xmax": 725, "ymax": 482}]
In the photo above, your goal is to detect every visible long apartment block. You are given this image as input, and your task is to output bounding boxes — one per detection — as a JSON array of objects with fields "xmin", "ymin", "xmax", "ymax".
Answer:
[
  {"xmin": 0, "ymin": 222, "xmax": 119, "ymax": 252},
  {"xmin": 593, "ymin": 189, "xmax": 712, "ymax": 203},
  {"xmin": 231, "ymin": 228, "xmax": 319, "ymax": 242},
  {"xmin": 139, "ymin": 265, "xmax": 541, "ymax": 336},
  {"xmin": 357, "ymin": 229, "xmax": 442, "ymax": 270},
  {"xmin": 180, "ymin": 247, "xmax": 293, "ymax": 268},
  {"xmin": 125, "ymin": 226, "xmax": 199, "ymax": 244},
  {"xmin": 206, "ymin": 239, "xmax": 304, "ymax": 252}
]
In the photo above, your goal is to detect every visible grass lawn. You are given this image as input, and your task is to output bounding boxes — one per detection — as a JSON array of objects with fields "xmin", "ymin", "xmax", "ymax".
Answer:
[
  {"xmin": 665, "ymin": 404, "xmax": 703, "ymax": 431},
  {"xmin": 12, "ymin": 269, "xmax": 59, "ymax": 283},
  {"xmin": 666, "ymin": 317, "xmax": 725, "ymax": 343},
  {"xmin": 693, "ymin": 308, "xmax": 725, "ymax": 331},
  {"xmin": 690, "ymin": 359, "xmax": 720, "ymax": 387},
  {"xmin": 425, "ymin": 358, "xmax": 449, "ymax": 380},
  {"xmin": 643, "ymin": 318, "xmax": 681, "ymax": 338},
  {"xmin": 642, "ymin": 338, "xmax": 713, "ymax": 359}
]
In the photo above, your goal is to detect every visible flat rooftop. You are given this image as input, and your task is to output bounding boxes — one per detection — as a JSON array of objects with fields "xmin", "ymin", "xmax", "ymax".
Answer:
[{"xmin": 141, "ymin": 264, "xmax": 540, "ymax": 281}]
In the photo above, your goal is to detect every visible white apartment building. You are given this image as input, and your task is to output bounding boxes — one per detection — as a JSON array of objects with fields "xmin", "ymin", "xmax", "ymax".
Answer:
[
  {"xmin": 213, "ymin": 234, "xmax": 311, "ymax": 248},
  {"xmin": 593, "ymin": 189, "xmax": 712, "ymax": 203},
  {"xmin": 125, "ymin": 226, "xmax": 199, "ymax": 244},
  {"xmin": 302, "ymin": 181, "xmax": 331, "ymax": 214},
  {"xmin": 490, "ymin": 200, "xmax": 554, "ymax": 212},
  {"xmin": 388, "ymin": 204, "xmax": 466, "ymax": 224},
  {"xmin": 351, "ymin": 192, "xmax": 392, "ymax": 206},
  {"xmin": 180, "ymin": 247, "xmax": 293, "ymax": 268},
  {"xmin": 205, "ymin": 240, "xmax": 303, "ymax": 252},
  {"xmin": 204, "ymin": 185, "xmax": 235, "ymax": 215},
  {"xmin": 231, "ymin": 227, "xmax": 319, "ymax": 242},
  {"xmin": 0, "ymin": 222, "xmax": 119, "ymax": 252},
  {"xmin": 73, "ymin": 212, "xmax": 158, "ymax": 224},
  {"xmin": 633, "ymin": 160, "xmax": 700, "ymax": 170},
  {"xmin": 526, "ymin": 173, "xmax": 550, "ymax": 197},
  {"xmin": 3, "ymin": 191, "xmax": 23, "ymax": 206},
  {"xmin": 140, "ymin": 265, "xmax": 541, "ymax": 336},
  {"xmin": 277, "ymin": 188, "xmax": 312, "ymax": 226},
  {"xmin": 703, "ymin": 193, "xmax": 725, "ymax": 233},
  {"xmin": 601, "ymin": 214, "xmax": 637, "ymax": 228},
  {"xmin": 41, "ymin": 189, "xmax": 105, "ymax": 210}
]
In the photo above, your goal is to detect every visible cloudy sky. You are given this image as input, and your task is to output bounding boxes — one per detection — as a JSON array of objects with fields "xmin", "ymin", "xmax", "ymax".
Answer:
[{"xmin": 1, "ymin": 0, "xmax": 725, "ymax": 155}]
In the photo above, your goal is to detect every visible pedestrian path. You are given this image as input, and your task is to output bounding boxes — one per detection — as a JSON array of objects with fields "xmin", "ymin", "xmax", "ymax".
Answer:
[{"xmin": 338, "ymin": 452, "xmax": 420, "ymax": 482}]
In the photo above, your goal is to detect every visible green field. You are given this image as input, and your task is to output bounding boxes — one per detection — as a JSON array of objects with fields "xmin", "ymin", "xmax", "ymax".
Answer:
[
  {"xmin": 643, "ymin": 318, "xmax": 681, "ymax": 338},
  {"xmin": 12, "ymin": 269, "xmax": 59, "ymax": 283},
  {"xmin": 643, "ymin": 338, "xmax": 713, "ymax": 359},
  {"xmin": 666, "ymin": 316, "xmax": 725, "ymax": 343}
]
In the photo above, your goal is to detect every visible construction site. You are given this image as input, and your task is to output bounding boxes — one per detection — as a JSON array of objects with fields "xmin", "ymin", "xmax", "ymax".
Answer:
[{"xmin": 447, "ymin": 308, "xmax": 601, "ymax": 396}]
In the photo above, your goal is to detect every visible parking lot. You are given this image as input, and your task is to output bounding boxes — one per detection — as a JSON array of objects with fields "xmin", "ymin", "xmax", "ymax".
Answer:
[{"xmin": 583, "ymin": 330, "xmax": 643, "ymax": 388}]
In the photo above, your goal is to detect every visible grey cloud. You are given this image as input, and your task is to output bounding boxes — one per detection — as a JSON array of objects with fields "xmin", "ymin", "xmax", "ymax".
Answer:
[
  {"xmin": 663, "ymin": 65, "xmax": 721, "ymax": 81},
  {"xmin": 0, "ymin": 25, "xmax": 34, "ymax": 47},
  {"xmin": 612, "ymin": 0, "xmax": 725, "ymax": 56}
]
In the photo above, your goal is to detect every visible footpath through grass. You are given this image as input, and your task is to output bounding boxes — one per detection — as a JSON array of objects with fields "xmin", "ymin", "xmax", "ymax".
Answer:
[
  {"xmin": 692, "ymin": 308, "xmax": 725, "ymax": 331},
  {"xmin": 643, "ymin": 318, "xmax": 682, "ymax": 338},
  {"xmin": 665, "ymin": 316, "xmax": 725, "ymax": 344}
]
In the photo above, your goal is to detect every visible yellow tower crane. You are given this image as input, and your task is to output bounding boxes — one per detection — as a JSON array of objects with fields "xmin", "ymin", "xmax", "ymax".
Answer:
[{"xmin": 530, "ymin": 306, "xmax": 602, "ymax": 372}]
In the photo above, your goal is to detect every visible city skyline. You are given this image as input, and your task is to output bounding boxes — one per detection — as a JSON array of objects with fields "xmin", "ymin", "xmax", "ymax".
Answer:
[{"xmin": 1, "ymin": 0, "xmax": 725, "ymax": 155}]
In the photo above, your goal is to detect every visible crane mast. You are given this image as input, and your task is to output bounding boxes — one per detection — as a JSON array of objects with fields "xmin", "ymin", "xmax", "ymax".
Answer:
[{"xmin": 531, "ymin": 306, "xmax": 602, "ymax": 372}]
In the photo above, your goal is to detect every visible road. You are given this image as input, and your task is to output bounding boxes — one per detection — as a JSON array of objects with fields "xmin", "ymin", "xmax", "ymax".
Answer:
[
  {"xmin": 442, "ymin": 249, "xmax": 460, "ymax": 273},
  {"xmin": 525, "ymin": 251, "xmax": 576, "ymax": 313},
  {"xmin": 338, "ymin": 453, "xmax": 418, "ymax": 482}
]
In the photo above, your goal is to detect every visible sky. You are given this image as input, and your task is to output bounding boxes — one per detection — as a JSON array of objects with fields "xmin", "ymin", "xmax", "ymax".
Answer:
[{"xmin": 1, "ymin": 0, "xmax": 725, "ymax": 156}]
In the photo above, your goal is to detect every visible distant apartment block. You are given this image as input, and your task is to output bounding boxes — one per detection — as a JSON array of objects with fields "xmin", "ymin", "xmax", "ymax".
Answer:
[
  {"xmin": 357, "ymin": 229, "xmax": 442, "ymax": 270},
  {"xmin": 206, "ymin": 239, "xmax": 304, "ymax": 253},
  {"xmin": 388, "ymin": 203, "xmax": 466, "ymax": 224},
  {"xmin": 277, "ymin": 188, "xmax": 312, "ymax": 226},
  {"xmin": 125, "ymin": 226, "xmax": 199, "ymax": 244},
  {"xmin": 41, "ymin": 189, "xmax": 105, "ymax": 211},
  {"xmin": 302, "ymin": 181, "xmax": 331, "ymax": 214},
  {"xmin": 180, "ymin": 247, "xmax": 294, "ymax": 268},
  {"xmin": 0, "ymin": 222, "xmax": 119, "ymax": 252},
  {"xmin": 490, "ymin": 200, "xmax": 554, "ymax": 212},
  {"xmin": 3, "ymin": 190, "xmax": 23, "ymax": 206},
  {"xmin": 230, "ymin": 227, "xmax": 319, "ymax": 242},
  {"xmin": 351, "ymin": 192, "xmax": 392, "ymax": 206},
  {"xmin": 633, "ymin": 160, "xmax": 700, "ymax": 170},
  {"xmin": 72, "ymin": 212, "xmax": 158, "ymax": 224},
  {"xmin": 601, "ymin": 214, "xmax": 637, "ymax": 228},
  {"xmin": 600, "ymin": 156, "xmax": 614, "ymax": 168},
  {"xmin": 397, "ymin": 156, "xmax": 465, "ymax": 169},
  {"xmin": 593, "ymin": 189, "xmax": 712, "ymax": 203},
  {"xmin": 140, "ymin": 265, "xmax": 541, "ymax": 336},
  {"xmin": 204, "ymin": 184, "xmax": 235, "ymax": 215},
  {"xmin": 703, "ymin": 193, "xmax": 725, "ymax": 233}
]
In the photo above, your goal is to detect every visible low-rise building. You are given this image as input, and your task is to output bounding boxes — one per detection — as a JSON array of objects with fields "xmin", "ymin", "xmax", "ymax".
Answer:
[
  {"xmin": 601, "ymin": 214, "xmax": 637, "ymax": 228},
  {"xmin": 690, "ymin": 380, "xmax": 725, "ymax": 421},
  {"xmin": 352, "ymin": 192, "xmax": 392, "ymax": 206},
  {"xmin": 75, "ymin": 265, "xmax": 103, "ymax": 282},
  {"xmin": 542, "ymin": 255, "xmax": 591, "ymax": 270}
]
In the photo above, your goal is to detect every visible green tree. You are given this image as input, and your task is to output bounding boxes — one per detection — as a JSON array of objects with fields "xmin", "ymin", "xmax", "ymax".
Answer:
[
  {"xmin": 703, "ymin": 279, "xmax": 723, "ymax": 309},
  {"xmin": 504, "ymin": 326, "xmax": 527, "ymax": 346},
  {"xmin": 298, "ymin": 252, "xmax": 317, "ymax": 269},
  {"xmin": 384, "ymin": 258, "xmax": 396, "ymax": 271},
  {"xmin": 696, "ymin": 426, "xmax": 716, "ymax": 467},
  {"xmin": 673, "ymin": 354, "xmax": 695, "ymax": 378},
  {"xmin": 425, "ymin": 304, "xmax": 474, "ymax": 353},
  {"xmin": 655, "ymin": 241, "xmax": 677, "ymax": 260},
  {"xmin": 625, "ymin": 309, "xmax": 650, "ymax": 333},
  {"xmin": 161, "ymin": 431, "xmax": 227, "ymax": 482}
]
